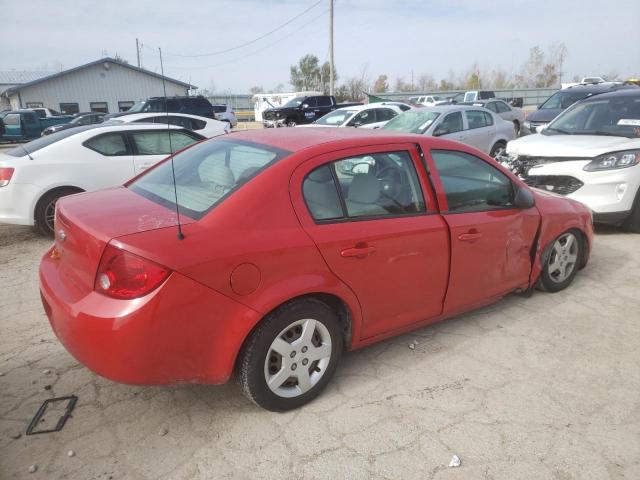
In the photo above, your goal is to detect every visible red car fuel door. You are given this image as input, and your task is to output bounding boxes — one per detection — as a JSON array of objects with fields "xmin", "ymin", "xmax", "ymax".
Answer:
[
  {"xmin": 290, "ymin": 143, "xmax": 449, "ymax": 340},
  {"xmin": 425, "ymin": 148, "xmax": 540, "ymax": 315}
]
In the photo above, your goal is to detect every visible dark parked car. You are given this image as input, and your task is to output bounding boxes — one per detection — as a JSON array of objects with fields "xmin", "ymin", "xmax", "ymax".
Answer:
[
  {"xmin": 522, "ymin": 83, "xmax": 638, "ymax": 135},
  {"xmin": 42, "ymin": 112, "xmax": 106, "ymax": 135},
  {"xmin": 261, "ymin": 95, "xmax": 361, "ymax": 127},
  {"xmin": 106, "ymin": 96, "xmax": 215, "ymax": 119}
]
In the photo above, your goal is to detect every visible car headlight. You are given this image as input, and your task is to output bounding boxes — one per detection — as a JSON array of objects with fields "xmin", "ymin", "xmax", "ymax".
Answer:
[{"xmin": 583, "ymin": 150, "xmax": 640, "ymax": 171}]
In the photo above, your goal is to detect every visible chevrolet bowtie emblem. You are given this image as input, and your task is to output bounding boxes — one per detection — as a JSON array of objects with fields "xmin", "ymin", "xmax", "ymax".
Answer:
[{"xmin": 58, "ymin": 229, "xmax": 67, "ymax": 242}]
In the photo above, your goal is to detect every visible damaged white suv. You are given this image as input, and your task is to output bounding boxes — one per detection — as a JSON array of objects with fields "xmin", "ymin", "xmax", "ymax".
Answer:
[{"xmin": 502, "ymin": 89, "xmax": 640, "ymax": 231}]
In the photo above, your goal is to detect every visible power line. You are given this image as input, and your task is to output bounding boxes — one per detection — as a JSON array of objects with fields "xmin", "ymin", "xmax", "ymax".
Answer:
[
  {"xmin": 162, "ymin": 0, "xmax": 323, "ymax": 58},
  {"xmin": 164, "ymin": 9, "xmax": 329, "ymax": 71}
]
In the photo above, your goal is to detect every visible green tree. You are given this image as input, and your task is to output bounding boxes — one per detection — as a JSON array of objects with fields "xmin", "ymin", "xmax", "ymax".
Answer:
[
  {"xmin": 373, "ymin": 74, "xmax": 389, "ymax": 93},
  {"xmin": 290, "ymin": 54, "xmax": 336, "ymax": 93}
]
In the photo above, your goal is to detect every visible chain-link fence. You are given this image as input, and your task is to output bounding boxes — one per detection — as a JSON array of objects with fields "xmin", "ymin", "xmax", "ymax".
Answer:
[
  {"xmin": 374, "ymin": 88, "xmax": 557, "ymax": 107},
  {"xmin": 206, "ymin": 87, "xmax": 559, "ymax": 122}
]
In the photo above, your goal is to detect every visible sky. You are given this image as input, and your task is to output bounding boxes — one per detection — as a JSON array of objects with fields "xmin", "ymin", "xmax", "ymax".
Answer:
[{"xmin": 2, "ymin": 0, "xmax": 639, "ymax": 93}]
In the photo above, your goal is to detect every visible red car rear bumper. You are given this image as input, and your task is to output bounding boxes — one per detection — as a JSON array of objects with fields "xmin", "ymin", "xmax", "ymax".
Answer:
[{"xmin": 39, "ymin": 249, "xmax": 262, "ymax": 385}]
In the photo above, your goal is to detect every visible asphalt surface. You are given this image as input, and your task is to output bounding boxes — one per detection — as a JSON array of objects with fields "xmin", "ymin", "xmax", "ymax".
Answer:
[{"xmin": 1, "ymin": 223, "xmax": 639, "ymax": 479}]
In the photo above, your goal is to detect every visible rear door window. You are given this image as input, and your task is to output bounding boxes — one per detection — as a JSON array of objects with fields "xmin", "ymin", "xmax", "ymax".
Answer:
[
  {"xmin": 465, "ymin": 110, "xmax": 490, "ymax": 129},
  {"xmin": 485, "ymin": 102, "xmax": 498, "ymax": 113},
  {"xmin": 302, "ymin": 165, "xmax": 344, "ymax": 220},
  {"xmin": 317, "ymin": 97, "xmax": 333, "ymax": 107},
  {"xmin": 130, "ymin": 131, "xmax": 199, "ymax": 155},
  {"xmin": 302, "ymin": 151, "xmax": 426, "ymax": 221},
  {"xmin": 84, "ymin": 133, "xmax": 129, "ymax": 156}
]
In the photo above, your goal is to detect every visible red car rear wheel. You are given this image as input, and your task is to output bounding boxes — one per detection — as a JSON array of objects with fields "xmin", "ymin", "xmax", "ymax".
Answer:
[{"xmin": 236, "ymin": 298, "xmax": 343, "ymax": 411}]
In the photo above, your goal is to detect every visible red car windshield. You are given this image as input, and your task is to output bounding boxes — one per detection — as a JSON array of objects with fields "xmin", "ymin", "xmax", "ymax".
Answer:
[{"xmin": 129, "ymin": 138, "xmax": 290, "ymax": 219}]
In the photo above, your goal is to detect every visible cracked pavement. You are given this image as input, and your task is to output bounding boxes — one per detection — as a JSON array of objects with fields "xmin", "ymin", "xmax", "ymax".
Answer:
[{"xmin": 1, "ymin": 223, "xmax": 639, "ymax": 479}]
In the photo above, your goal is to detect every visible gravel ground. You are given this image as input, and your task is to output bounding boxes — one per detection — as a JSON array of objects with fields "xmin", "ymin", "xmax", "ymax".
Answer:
[{"xmin": 1, "ymin": 223, "xmax": 639, "ymax": 479}]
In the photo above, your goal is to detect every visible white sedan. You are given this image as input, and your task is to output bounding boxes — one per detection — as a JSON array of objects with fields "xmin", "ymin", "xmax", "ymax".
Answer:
[
  {"xmin": 298, "ymin": 104, "xmax": 403, "ymax": 129},
  {"xmin": 383, "ymin": 105, "xmax": 516, "ymax": 157},
  {"xmin": 107, "ymin": 112, "xmax": 230, "ymax": 137},
  {"xmin": 0, "ymin": 123, "xmax": 204, "ymax": 235},
  {"xmin": 502, "ymin": 89, "xmax": 640, "ymax": 231}
]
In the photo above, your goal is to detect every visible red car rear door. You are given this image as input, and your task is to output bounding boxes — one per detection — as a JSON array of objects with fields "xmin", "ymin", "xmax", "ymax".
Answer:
[
  {"xmin": 425, "ymin": 148, "xmax": 540, "ymax": 315},
  {"xmin": 290, "ymin": 143, "xmax": 449, "ymax": 340}
]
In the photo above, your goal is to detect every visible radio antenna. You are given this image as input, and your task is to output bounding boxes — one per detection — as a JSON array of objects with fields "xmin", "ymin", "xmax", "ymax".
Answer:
[{"xmin": 159, "ymin": 47, "xmax": 184, "ymax": 240}]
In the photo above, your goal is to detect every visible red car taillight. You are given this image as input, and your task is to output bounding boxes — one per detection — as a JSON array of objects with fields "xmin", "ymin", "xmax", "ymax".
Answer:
[
  {"xmin": 94, "ymin": 244, "xmax": 170, "ymax": 299},
  {"xmin": 0, "ymin": 167, "xmax": 14, "ymax": 187}
]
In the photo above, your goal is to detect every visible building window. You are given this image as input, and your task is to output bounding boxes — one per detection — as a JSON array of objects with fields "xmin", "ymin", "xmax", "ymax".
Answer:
[
  {"xmin": 26, "ymin": 102, "xmax": 44, "ymax": 108},
  {"xmin": 90, "ymin": 102, "xmax": 109, "ymax": 113},
  {"xmin": 59, "ymin": 103, "xmax": 80, "ymax": 115},
  {"xmin": 118, "ymin": 101, "xmax": 134, "ymax": 112}
]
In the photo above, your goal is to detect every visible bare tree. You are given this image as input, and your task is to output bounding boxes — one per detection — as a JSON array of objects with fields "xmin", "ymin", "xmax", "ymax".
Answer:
[
  {"xmin": 249, "ymin": 86, "xmax": 264, "ymax": 94},
  {"xmin": 394, "ymin": 77, "xmax": 416, "ymax": 92},
  {"xmin": 514, "ymin": 44, "xmax": 567, "ymax": 88},
  {"xmin": 417, "ymin": 74, "xmax": 436, "ymax": 92},
  {"xmin": 489, "ymin": 69, "xmax": 512, "ymax": 89},
  {"xmin": 604, "ymin": 71, "xmax": 621, "ymax": 81},
  {"xmin": 549, "ymin": 42, "xmax": 568, "ymax": 86}
]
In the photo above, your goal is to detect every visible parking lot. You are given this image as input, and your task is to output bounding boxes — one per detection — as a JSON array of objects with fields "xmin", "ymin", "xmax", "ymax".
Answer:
[{"xmin": 1, "ymin": 222, "xmax": 638, "ymax": 480}]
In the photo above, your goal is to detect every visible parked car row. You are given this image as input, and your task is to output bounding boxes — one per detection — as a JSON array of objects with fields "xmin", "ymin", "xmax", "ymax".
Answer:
[
  {"xmin": 0, "ymin": 123, "xmax": 209, "ymax": 235},
  {"xmin": 521, "ymin": 82, "xmax": 636, "ymax": 135},
  {"xmin": 261, "ymin": 95, "xmax": 363, "ymax": 127}
]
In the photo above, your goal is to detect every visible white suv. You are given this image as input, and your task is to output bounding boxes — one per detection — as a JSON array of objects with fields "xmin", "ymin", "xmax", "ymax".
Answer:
[{"xmin": 502, "ymin": 89, "xmax": 640, "ymax": 231}]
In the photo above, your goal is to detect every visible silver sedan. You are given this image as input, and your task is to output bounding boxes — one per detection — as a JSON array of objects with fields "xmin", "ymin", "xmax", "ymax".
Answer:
[
  {"xmin": 461, "ymin": 99, "xmax": 526, "ymax": 135},
  {"xmin": 383, "ymin": 105, "xmax": 516, "ymax": 157}
]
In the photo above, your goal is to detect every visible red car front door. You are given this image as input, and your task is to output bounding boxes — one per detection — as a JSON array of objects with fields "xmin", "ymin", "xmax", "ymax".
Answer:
[
  {"xmin": 425, "ymin": 148, "xmax": 540, "ymax": 315},
  {"xmin": 290, "ymin": 143, "xmax": 449, "ymax": 340}
]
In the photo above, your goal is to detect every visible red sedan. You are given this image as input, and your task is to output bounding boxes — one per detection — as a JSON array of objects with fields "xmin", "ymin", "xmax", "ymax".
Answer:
[{"xmin": 39, "ymin": 128, "xmax": 593, "ymax": 411}]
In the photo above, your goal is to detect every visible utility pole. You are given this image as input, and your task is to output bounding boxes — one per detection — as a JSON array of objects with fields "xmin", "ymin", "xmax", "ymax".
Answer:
[
  {"xmin": 329, "ymin": 0, "xmax": 334, "ymax": 96},
  {"xmin": 136, "ymin": 38, "xmax": 141, "ymax": 68}
]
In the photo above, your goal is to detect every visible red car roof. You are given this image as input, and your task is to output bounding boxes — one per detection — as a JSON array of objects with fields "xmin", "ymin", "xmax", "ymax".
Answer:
[{"xmin": 225, "ymin": 127, "xmax": 421, "ymax": 153}]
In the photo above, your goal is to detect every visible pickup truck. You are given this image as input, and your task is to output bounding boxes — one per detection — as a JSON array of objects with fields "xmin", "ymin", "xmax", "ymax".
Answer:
[
  {"xmin": 261, "ymin": 95, "xmax": 361, "ymax": 127},
  {"xmin": 0, "ymin": 110, "xmax": 73, "ymax": 142},
  {"xmin": 30, "ymin": 107, "xmax": 67, "ymax": 118}
]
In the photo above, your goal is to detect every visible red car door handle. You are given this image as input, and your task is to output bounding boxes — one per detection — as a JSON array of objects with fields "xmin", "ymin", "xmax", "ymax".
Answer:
[
  {"xmin": 341, "ymin": 245, "xmax": 376, "ymax": 258},
  {"xmin": 458, "ymin": 231, "xmax": 482, "ymax": 242}
]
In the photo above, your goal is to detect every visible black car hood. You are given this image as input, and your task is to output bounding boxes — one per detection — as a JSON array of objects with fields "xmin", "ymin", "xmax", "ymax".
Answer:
[
  {"xmin": 526, "ymin": 108, "xmax": 563, "ymax": 123},
  {"xmin": 262, "ymin": 107, "xmax": 296, "ymax": 120}
]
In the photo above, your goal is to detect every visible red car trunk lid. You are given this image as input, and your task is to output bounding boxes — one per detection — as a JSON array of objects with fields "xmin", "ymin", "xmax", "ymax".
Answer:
[{"xmin": 54, "ymin": 187, "xmax": 193, "ymax": 296}]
